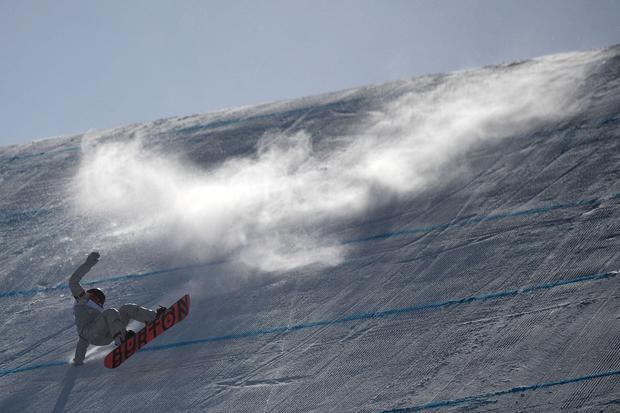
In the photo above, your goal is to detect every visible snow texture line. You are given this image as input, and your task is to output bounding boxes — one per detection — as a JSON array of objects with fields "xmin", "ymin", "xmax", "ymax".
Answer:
[
  {"xmin": 344, "ymin": 192, "xmax": 618, "ymax": 244},
  {"xmin": 0, "ymin": 146, "xmax": 80, "ymax": 163},
  {"xmin": 139, "ymin": 271, "xmax": 617, "ymax": 352},
  {"xmin": 170, "ymin": 95, "xmax": 372, "ymax": 135},
  {"xmin": 0, "ymin": 270, "xmax": 616, "ymax": 378},
  {"xmin": 379, "ymin": 370, "xmax": 620, "ymax": 412},
  {"xmin": 0, "ymin": 93, "xmax": 377, "ymax": 165},
  {"xmin": 0, "ymin": 260, "xmax": 228, "ymax": 299},
  {"xmin": 0, "ymin": 208, "xmax": 58, "ymax": 224},
  {"xmin": 2, "ymin": 190, "xmax": 618, "ymax": 300},
  {"xmin": 0, "ymin": 360, "xmax": 67, "ymax": 377}
]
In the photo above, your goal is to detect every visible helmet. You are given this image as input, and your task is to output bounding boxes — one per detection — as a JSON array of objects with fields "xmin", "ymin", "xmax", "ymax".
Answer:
[{"xmin": 86, "ymin": 288, "xmax": 106, "ymax": 305}]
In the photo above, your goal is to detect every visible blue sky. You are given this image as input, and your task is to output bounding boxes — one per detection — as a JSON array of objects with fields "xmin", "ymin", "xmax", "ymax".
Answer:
[{"xmin": 1, "ymin": 0, "xmax": 619, "ymax": 147}]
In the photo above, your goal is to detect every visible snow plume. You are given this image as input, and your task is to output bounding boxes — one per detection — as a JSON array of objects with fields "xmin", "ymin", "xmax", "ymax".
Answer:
[
  {"xmin": 72, "ymin": 50, "xmax": 598, "ymax": 272},
  {"xmin": 73, "ymin": 131, "xmax": 347, "ymax": 272}
]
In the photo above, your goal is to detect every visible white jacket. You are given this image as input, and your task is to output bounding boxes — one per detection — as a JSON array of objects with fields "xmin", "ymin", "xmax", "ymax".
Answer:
[{"xmin": 69, "ymin": 259, "xmax": 100, "ymax": 363}]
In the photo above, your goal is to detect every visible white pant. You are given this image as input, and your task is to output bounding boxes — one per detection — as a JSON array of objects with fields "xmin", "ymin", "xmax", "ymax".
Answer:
[{"xmin": 82, "ymin": 304, "xmax": 156, "ymax": 345}]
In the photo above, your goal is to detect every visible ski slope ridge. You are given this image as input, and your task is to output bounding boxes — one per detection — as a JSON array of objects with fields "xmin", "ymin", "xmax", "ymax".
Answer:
[{"xmin": 1, "ymin": 45, "xmax": 619, "ymax": 412}]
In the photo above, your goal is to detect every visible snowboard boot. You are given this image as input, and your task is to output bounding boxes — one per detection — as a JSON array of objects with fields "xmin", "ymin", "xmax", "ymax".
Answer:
[
  {"xmin": 113, "ymin": 329, "xmax": 135, "ymax": 346},
  {"xmin": 144, "ymin": 306, "xmax": 167, "ymax": 327}
]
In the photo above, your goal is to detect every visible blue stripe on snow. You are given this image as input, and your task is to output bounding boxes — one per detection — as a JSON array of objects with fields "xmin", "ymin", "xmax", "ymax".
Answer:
[
  {"xmin": 140, "ymin": 271, "xmax": 615, "ymax": 352},
  {"xmin": 0, "ymin": 260, "xmax": 228, "ymax": 298},
  {"xmin": 380, "ymin": 370, "xmax": 620, "ymax": 412},
  {"xmin": 2, "ymin": 270, "xmax": 614, "ymax": 377},
  {"xmin": 344, "ymin": 194, "xmax": 610, "ymax": 244},
  {"xmin": 1, "ymin": 191, "xmax": 618, "ymax": 300}
]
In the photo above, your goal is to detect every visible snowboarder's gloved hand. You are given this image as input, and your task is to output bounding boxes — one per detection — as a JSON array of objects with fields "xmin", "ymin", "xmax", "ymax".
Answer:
[
  {"xmin": 86, "ymin": 251, "xmax": 100, "ymax": 265},
  {"xmin": 72, "ymin": 359, "xmax": 84, "ymax": 366}
]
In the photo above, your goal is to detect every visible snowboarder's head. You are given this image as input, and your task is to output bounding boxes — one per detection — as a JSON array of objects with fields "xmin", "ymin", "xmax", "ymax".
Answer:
[{"xmin": 86, "ymin": 288, "xmax": 105, "ymax": 307}]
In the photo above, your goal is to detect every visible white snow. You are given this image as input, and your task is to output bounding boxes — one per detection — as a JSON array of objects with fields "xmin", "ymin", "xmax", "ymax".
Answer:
[{"xmin": 1, "ymin": 45, "xmax": 619, "ymax": 412}]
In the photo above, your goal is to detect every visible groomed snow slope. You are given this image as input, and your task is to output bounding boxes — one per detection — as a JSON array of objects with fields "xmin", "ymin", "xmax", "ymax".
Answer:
[{"xmin": 1, "ymin": 45, "xmax": 619, "ymax": 412}]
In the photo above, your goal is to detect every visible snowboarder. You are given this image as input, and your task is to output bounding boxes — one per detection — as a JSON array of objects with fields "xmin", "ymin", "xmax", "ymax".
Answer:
[{"xmin": 69, "ymin": 252, "xmax": 163, "ymax": 365}]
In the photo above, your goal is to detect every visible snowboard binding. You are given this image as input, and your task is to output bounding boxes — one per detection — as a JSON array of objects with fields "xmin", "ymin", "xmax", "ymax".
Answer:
[
  {"xmin": 155, "ymin": 306, "xmax": 167, "ymax": 318},
  {"xmin": 113, "ymin": 329, "xmax": 135, "ymax": 346}
]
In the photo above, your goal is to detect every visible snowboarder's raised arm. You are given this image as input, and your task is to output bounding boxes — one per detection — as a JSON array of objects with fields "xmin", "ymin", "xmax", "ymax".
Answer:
[{"xmin": 69, "ymin": 252, "xmax": 100, "ymax": 299}]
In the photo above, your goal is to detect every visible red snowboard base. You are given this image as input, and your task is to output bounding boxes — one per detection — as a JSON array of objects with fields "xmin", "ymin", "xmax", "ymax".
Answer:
[{"xmin": 104, "ymin": 294, "xmax": 190, "ymax": 368}]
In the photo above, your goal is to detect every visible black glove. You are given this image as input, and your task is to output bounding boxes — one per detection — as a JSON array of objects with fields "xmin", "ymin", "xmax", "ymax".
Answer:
[{"xmin": 86, "ymin": 252, "xmax": 100, "ymax": 265}]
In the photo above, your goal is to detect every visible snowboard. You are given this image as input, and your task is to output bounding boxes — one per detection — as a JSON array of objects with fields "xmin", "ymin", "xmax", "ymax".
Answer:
[{"xmin": 104, "ymin": 294, "xmax": 190, "ymax": 368}]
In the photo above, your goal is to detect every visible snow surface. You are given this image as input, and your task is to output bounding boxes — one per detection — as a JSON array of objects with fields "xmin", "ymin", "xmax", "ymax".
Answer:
[{"xmin": 1, "ymin": 45, "xmax": 619, "ymax": 412}]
